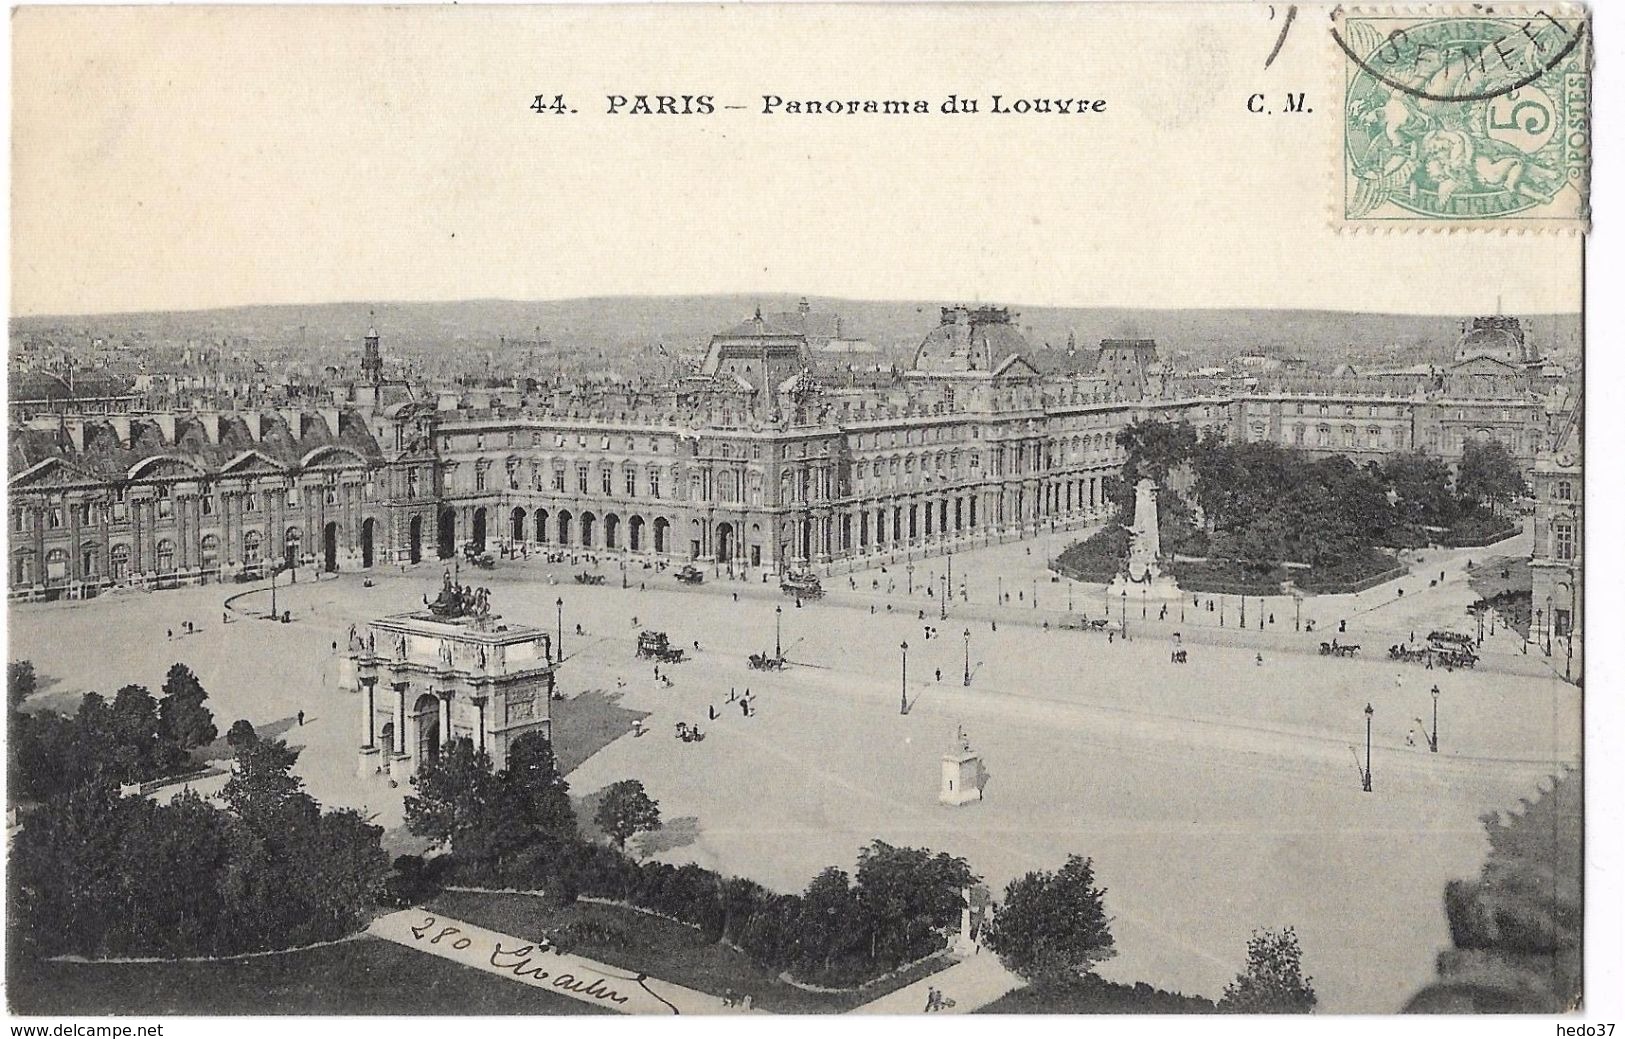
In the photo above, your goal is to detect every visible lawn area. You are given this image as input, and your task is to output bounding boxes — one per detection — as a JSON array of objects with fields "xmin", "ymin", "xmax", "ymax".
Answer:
[
  {"xmin": 427, "ymin": 889, "xmax": 955, "ymax": 1013},
  {"xmin": 6, "ymin": 935, "xmax": 601, "ymax": 1016}
]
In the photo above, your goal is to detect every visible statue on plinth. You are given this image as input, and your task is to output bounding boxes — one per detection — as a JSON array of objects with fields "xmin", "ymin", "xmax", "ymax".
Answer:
[{"xmin": 1108, "ymin": 478, "xmax": 1183, "ymax": 601}]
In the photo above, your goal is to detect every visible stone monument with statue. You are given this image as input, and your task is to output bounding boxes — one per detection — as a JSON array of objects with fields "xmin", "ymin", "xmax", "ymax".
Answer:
[
  {"xmin": 940, "ymin": 724, "xmax": 983, "ymax": 807},
  {"xmin": 1108, "ymin": 478, "xmax": 1183, "ymax": 601}
]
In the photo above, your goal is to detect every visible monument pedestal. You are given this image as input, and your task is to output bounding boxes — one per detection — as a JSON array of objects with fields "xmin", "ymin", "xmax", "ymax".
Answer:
[
  {"xmin": 940, "ymin": 751, "xmax": 983, "ymax": 806},
  {"xmin": 1108, "ymin": 572, "xmax": 1185, "ymax": 601},
  {"xmin": 357, "ymin": 744, "xmax": 381, "ymax": 777}
]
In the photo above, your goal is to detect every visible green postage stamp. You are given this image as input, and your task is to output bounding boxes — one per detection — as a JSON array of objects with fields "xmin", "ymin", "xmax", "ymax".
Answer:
[{"xmin": 1336, "ymin": 6, "xmax": 1590, "ymax": 231}]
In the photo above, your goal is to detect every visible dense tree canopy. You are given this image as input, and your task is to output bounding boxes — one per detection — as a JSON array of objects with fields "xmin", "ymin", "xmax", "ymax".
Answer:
[
  {"xmin": 10, "ymin": 727, "xmax": 387, "ymax": 960},
  {"xmin": 983, "ymin": 854, "xmax": 1116, "ymax": 981},
  {"xmin": 405, "ymin": 732, "xmax": 577, "ymax": 877},
  {"xmin": 1456, "ymin": 438, "xmax": 1530, "ymax": 518}
]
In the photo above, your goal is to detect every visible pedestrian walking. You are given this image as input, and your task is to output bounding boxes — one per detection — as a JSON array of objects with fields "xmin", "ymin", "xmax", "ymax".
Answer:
[
  {"xmin": 935, "ymin": 668, "xmax": 942, "ymax": 683},
  {"xmin": 709, "ymin": 704, "xmax": 716, "ymax": 720},
  {"xmin": 167, "ymin": 628, "xmax": 173, "ymax": 640},
  {"xmin": 297, "ymin": 710, "xmax": 305, "ymax": 726}
]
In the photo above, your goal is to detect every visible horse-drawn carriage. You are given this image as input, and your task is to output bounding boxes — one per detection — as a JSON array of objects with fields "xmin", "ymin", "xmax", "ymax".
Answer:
[
  {"xmin": 462, "ymin": 543, "xmax": 496, "ymax": 569},
  {"xmin": 574, "ymin": 571, "xmax": 606, "ymax": 586},
  {"xmin": 636, "ymin": 630, "xmax": 686, "ymax": 663},
  {"xmin": 1427, "ymin": 631, "xmax": 1476, "ymax": 652},
  {"xmin": 1319, "ymin": 641, "xmax": 1360, "ymax": 658},
  {"xmin": 675, "ymin": 564, "xmax": 705, "ymax": 585},
  {"xmin": 747, "ymin": 651, "xmax": 786, "ymax": 671},
  {"xmin": 1388, "ymin": 644, "xmax": 1430, "ymax": 664},
  {"xmin": 780, "ymin": 567, "xmax": 823, "ymax": 600}
]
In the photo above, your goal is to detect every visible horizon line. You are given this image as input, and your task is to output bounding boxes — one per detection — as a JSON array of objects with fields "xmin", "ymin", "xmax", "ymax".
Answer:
[{"xmin": 8, "ymin": 292, "xmax": 1584, "ymax": 325}]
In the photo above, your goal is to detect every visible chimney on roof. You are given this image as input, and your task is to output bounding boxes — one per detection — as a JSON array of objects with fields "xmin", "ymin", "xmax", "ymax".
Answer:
[
  {"xmin": 62, "ymin": 416, "xmax": 86, "ymax": 454},
  {"xmin": 279, "ymin": 408, "xmax": 304, "ymax": 439}
]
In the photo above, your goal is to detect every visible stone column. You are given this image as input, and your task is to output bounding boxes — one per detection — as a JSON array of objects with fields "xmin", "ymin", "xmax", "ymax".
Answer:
[
  {"xmin": 360, "ymin": 677, "xmax": 377, "ymax": 746},
  {"xmin": 392, "ymin": 681, "xmax": 409, "ymax": 757},
  {"xmin": 470, "ymin": 695, "xmax": 488, "ymax": 755},
  {"xmin": 438, "ymin": 689, "xmax": 453, "ymax": 744},
  {"xmin": 357, "ymin": 676, "xmax": 380, "ymax": 776}
]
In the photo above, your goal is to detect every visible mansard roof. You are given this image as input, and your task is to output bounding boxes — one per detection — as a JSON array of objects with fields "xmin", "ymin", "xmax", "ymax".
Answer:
[{"xmin": 7, "ymin": 408, "xmax": 384, "ymax": 486}]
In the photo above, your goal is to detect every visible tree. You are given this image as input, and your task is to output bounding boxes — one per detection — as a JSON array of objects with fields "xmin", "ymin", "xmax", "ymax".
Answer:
[
  {"xmin": 853, "ymin": 840, "xmax": 977, "ymax": 966},
  {"xmin": 223, "ymin": 735, "xmax": 316, "ymax": 835},
  {"xmin": 404, "ymin": 737, "xmax": 499, "ymax": 848},
  {"xmin": 8, "ymin": 659, "xmax": 38, "ymax": 712},
  {"xmin": 159, "ymin": 662, "xmax": 217, "ymax": 751},
  {"xmin": 594, "ymin": 779, "xmax": 662, "ymax": 851},
  {"xmin": 983, "ymin": 854, "xmax": 1116, "ymax": 981},
  {"xmin": 1116, "ymin": 419, "xmax": 1198, "ymax": 486},
  {"xmin": 1384, "ymin": 451, "xmax": 1458, "ymax": 530},
  {"xmin": 226, "ymin": 718, "xmax": 260, "ymax": 750},
  {"xmin": 109, "ymin": 684, "xmax": 187, "ymax": 781},
  {"xmin": 796, "ymin": 867, "xmax": 865, "ymax": 974},
  {"xmin": 505, "ymin": 731, "xmax": 576, "ymax": 840},
  {"xmin": 1218, "ymin": 926, "xmax": 1317, "ymax": 1013},
  {"xmin": 1457, "ymin": 438, "xmax": 1529, "ymax": 519}
]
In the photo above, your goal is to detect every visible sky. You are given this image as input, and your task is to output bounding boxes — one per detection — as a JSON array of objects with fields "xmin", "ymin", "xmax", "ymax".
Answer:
[{"xmin": 9, "ymin": 3, "xmax": 1584, "ymax": 317}]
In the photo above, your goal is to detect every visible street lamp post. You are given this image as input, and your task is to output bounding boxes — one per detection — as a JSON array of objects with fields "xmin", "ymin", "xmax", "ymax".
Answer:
[
  {"xmin": 268, "ymin": 563, "xmax": 281, "ymax": 621},
  {"xmin": 1120, "ymin": 588, "xmax": 1127, "ymax": 637},
  {"xmin": 556, "ymin": 597, "xmax": 564, "ymax": 661},
  {"xmin": 963, "ymin": 628, "xmax": 971, "ymax": 686},
  {"xmin": 1033, "ymin": 579, "xmax": 1038, "ymax": 610},
  {"xmin": 1068, "ymin": 581, "xmax": 1073, "ymax": 612},
  {"xmin": 1362, "ymin": 702, "xmax": 1374, "ymax": 792},
  {"xmin": 900, "ymin": 641, "xmax": 909, "ymax": 715},
  {"xmin": 997, "ymin": 575, "xmax": 1003, "ymax": 605},
  {"xmin": 1295, "ymin": 595, "xmax": 1301, "ymax": 632},
  {"xmin": 908, "ymin": 564, "xmax": 915, "ymax": 596},
  {"xmin": 1241, "ymin": 594, "xmax": 1246, "ymax": 627},
  {"xmin": 775, "ymin": 604, "xmax": 783, "ymax": 660},
  {"xmin": 1430, "ymin": 684, "xmax": 1440, "ymax": 753}
]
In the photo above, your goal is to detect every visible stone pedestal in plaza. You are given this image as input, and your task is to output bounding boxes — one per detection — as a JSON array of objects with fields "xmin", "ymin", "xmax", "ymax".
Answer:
[
  {"xmin": 357, "ymin": 744, "xmax": 381, "ymax": 777},
  {"xmin": 940, "ymin": 726, "xmax": 983, "ymax": 806}
]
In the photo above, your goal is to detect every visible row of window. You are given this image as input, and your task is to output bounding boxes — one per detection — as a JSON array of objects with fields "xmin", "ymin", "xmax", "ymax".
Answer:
[
  {"xmin": 12, "ymin": 526, "xmax": 310, "ymax": 584},
  {"xmin": 11, "ymin": 483, "xmax": 370, "ymax": 533}
]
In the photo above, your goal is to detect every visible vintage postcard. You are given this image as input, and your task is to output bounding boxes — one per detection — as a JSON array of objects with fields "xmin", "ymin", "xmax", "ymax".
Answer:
[{"xmin": 3, "ymin": 1, "xmax": 1598, "ymax": 1027}]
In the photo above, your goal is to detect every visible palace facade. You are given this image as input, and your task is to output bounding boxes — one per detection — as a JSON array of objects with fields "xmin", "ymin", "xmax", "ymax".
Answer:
[{"xmin": 8, "ymin": 311, "xmax": 1571, "ymax": 601}]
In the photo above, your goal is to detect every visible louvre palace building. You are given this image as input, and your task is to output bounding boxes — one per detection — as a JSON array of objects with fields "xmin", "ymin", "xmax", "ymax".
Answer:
[{"xmin": 8, "ymin": 307, "xmax": 1575, "ymax": 602}]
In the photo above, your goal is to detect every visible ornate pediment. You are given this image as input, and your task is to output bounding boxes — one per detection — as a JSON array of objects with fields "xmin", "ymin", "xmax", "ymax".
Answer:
[
  {"xmin": 219, "ymin": 450, "xmax": 290, "ymax": 477},
  {"xmin": 300, "ymin": 445, "xmax": 370, "ymax": 470},
  {"xmin": 8, "ymin": 457, "xmax": 100, "ymax": 491},
  {"xmin": 127, "ymin": 455, "xmax": 207, "ymax": 482}
]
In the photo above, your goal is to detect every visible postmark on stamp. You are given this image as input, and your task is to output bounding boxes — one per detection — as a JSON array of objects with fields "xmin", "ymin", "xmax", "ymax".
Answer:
[{"xmin": 1334, "ymin": 6, "xmax": 1590, "ymax": 231}]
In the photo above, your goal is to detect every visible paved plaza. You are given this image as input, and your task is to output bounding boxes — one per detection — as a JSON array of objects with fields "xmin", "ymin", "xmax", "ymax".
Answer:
[{"xmin": 9, "ymin": 531, "xmax": 1579, "ymax": 1013}]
